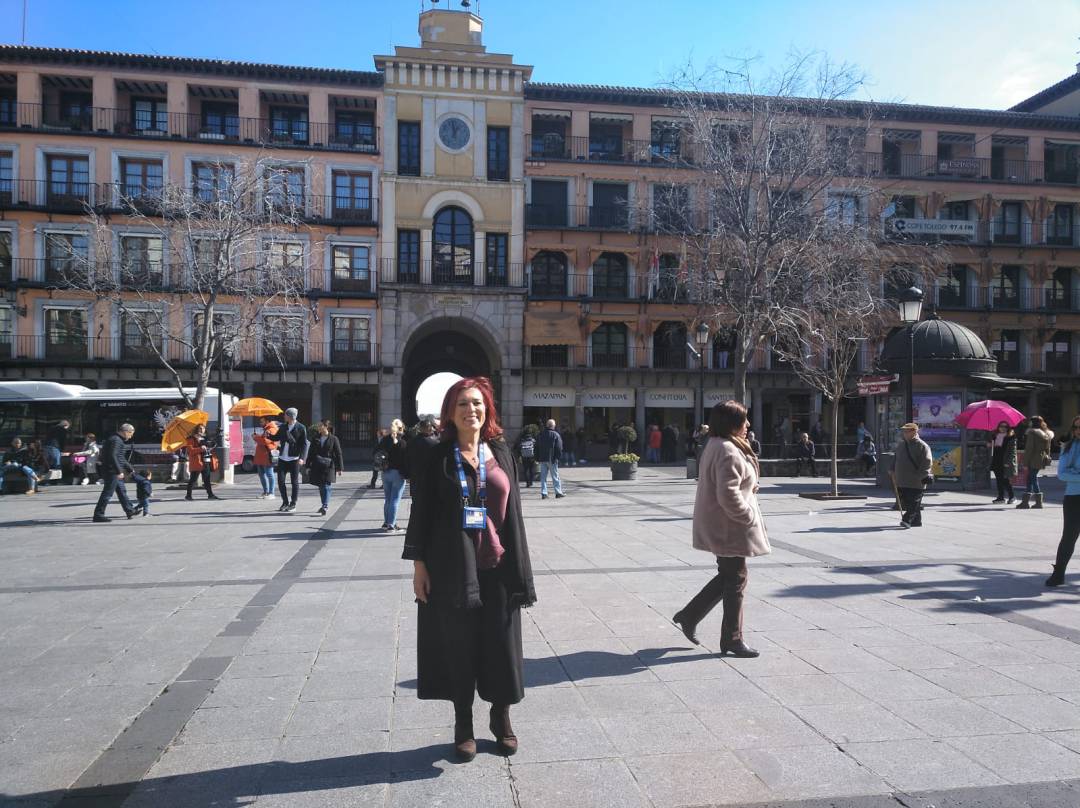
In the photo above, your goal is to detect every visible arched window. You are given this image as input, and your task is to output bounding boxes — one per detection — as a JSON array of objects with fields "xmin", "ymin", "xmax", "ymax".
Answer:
[
  {"xmin": 653, "ymin": 321, "xmax": 688, "ymax": 369},
  {"xmin": 433, "ymin": 206, "xmax": 474, "ymax": 285},
  {"xmin": 530, "ymin": 251, "xmax": 568, "ymax": 296},
  {"xmin": 592, "ymin": 252, "xmax": 629, "ymax": 299},
  {"xmin": 592, "ymin": 323, "xmax": 628, "ymax": 368}
]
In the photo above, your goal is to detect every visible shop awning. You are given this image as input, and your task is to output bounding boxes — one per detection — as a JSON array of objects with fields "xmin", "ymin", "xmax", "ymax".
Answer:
[
  {"xmin": 524, "ymin": 311, "xmax": 580, "ymax": 345},
  {"xmin": 967, "ymin": 373, "xmax": 1053, "ymax": 391}
]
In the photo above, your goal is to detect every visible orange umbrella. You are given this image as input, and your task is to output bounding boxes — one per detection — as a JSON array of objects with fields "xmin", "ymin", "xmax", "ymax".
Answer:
[
  {"xmin": 161, "ymin": 410, "xmax": 209, "ymax": 451},
  {"xmin": 228, "ymin": 397, "xmax": 283, "ymax": 418}
]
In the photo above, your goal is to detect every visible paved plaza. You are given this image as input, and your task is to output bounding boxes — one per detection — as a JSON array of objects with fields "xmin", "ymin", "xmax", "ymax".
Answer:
[{"xmin": 2, "ymin": 464, "xmax": 1080, "ymax": 807}]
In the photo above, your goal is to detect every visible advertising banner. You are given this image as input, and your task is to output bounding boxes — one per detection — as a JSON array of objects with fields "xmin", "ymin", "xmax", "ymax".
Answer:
[{"xmin": 913, "ymin": 392, "xmax": 964, "ymax": 481}]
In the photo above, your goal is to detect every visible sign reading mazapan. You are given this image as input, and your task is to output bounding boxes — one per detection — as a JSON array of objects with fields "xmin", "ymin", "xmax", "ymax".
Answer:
[
  {"xmin": 581, "ymin": 388, "xmax": 635, "ymax": 407},
  {"xmin": 523, "ymin": 387, "xmax": 575, "ymax": 407},
  {"xmin": 644, "ymin": 389, "xmax": 694, "ymax": 408}
]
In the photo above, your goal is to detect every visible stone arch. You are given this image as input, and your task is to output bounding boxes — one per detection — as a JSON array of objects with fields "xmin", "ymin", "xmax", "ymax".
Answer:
[
  {"xmin": 421, "ymin": 189, "xmax": 485, "ymax": 223},
  {"xmin": 400, "ymin": 315, "xmax": 503, "ymax": 425}
]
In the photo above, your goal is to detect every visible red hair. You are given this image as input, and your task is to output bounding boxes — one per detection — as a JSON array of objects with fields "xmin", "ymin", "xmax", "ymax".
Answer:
[{"xmin": 439, "ymin": 376, "xmax": 503, "ymax": 443}]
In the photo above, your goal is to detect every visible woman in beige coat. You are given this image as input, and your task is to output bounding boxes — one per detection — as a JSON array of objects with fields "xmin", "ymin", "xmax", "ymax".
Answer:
[
  {"xmin": 1017, "ymin": 415, "xmax": 1054, "ymax": 510},
  {"xmin": 673, "ymin": 400, "xmax": 770, "ymax": 658}
]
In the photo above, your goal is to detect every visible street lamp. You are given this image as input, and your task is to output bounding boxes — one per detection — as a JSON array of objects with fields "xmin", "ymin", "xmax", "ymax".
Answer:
[
  {"xmin": 695, "ymin": 322, "xmax": 710, "ymax": 423},
  {"xmin": 898, "ymin": 286, "xmax": 924, "ymax": 423}
]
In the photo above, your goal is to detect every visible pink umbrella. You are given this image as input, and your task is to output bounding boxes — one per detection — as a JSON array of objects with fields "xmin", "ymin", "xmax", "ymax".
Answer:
[{"xmin": 954, "ymin": 400, "xmax": 1025, "ymax": 431}]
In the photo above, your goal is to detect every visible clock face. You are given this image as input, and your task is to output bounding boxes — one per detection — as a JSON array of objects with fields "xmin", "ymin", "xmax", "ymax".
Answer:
[{"xmin": 438, "ymin": 117, "xmax": 471, "ymax": 151}]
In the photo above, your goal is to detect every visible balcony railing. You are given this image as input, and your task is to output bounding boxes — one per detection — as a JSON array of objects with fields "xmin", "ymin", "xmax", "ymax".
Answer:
[
  {"xmin": 0, "ymin": 334, "xmax": 380, "ymax": 370},
  {"xmin": 0, "ymin": 179, "xmax": 100, "ymax": 212},
  {"xmin": 527, "ymin": 134, "xmax": 701, "ymax": 167},
  {"xmin": 883, "ymin": 220, "xmax": 1080, "ymax": 248},
  {"xmin": 931, "ymin": 284, "xmax": 1080, "ymax": 312},
  {"xmin": 381, "ymin": 259, "xmax": 524, "ymax": 288},
  {"xmin": 0, "ymin": 103, "xmax": 380, "ymax": 154}
]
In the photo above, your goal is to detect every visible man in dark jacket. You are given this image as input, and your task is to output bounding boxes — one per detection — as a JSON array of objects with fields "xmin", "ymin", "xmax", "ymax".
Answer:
[
  {"xmin": 535, "ymin": 419, "xmax": 565, "ymax": 500},
  {"xmin": 892, "ymin": 423, "xmax": 933, "ymax": 528},
  {"xmin": 274, "ymin": 407, "xmax": 309, "ymax": 513},
  {"xmin": 406, "ymin": 417, "xmax": 440, "ymax": 492},
  {"xmin": 93, "ymin": 423, "xmax": 139, "ymax": 522}
]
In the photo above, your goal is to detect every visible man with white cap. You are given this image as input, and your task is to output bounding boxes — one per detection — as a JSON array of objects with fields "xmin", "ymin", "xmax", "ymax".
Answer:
[
  {"xmin": 892, "ymin": 422, "xmax": 932, "ymax": 529},
  {"xmin": 274, "ymin": 407, "xmax": 308, "ymax": 513}
]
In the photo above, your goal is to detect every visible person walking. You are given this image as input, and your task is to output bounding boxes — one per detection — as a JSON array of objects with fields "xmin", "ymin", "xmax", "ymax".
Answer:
[
  {"xmin": 893, "ymin": 423, "xmax": 933, "ymax": 528},
  {"xmin": 673, "ymin": 400, "xmax": 770, "ymax": 658},
  {"xmin": 646, "ymin": 425, "xmax": 662, "ymax": 464},
  {"xmin": 184, "ymin": 424, "xmax": 221, "ymax": 501},
  {"xmin": 535, "ymin": 418, "xmax": 564, "ymax": 500},
  {"xmin": 402, "ymin": 376, "xmax": 537, "ymax": 762},
  {"xmin": 132, "ymin": 469, "xmax": 153, "ymax": 516},
  {"xmin": 308, "ymin": 422, "xmax": 344, "ymax": 517},
  {"xmin": 369, "ymin": 428, "xmax": 388, "ymax": 489},
  {"xmin": 1046, "ymin": 415, "xmax": 1080, "ymax": 587},
  {"xmin": 253, "ymin": 417, "xmax": 278, "ymax": 499},
  {"xmin": 377, "ymin": 419, "xmax": 409, "ymax": 531},
  {"xmin": 514, "ymin": 428, "xmax": 537, "ymax": 488},
  {"xmin": 561, "ymin": 425, "xmax": 577, "ymax": 466},
  {"xmin": 70, "ymin": 433, "xmax": 100, "ymax": 485},
  {"xmin": 275, "ymin": 407, "xmax": 308, "ymax": 513},
  {"xmin": 92, "ymin": 423, "xmax": 140, "ymax": 522},
  {"xmin": 1017, "ymin": 415, "xmax": 1054, "ymax": 510},
  {"xmin": 988, "ymin": 420, "xmax": 1018, "ymax": 504},
  {"xmin": 793, "ymin": 432, "xmax": 817, "ymax": 477},
  {"xmin": 407, "ymin": 416, "xmax": 441, "ymax": 493}
]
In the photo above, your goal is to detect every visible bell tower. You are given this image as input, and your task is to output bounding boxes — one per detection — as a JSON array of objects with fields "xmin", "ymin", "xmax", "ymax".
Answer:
[{"xmin": 374, "ymin": 3, "xmax": 533, "ymax": 428}]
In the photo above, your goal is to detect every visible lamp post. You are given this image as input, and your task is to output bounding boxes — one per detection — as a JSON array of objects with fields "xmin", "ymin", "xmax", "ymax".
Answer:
[
  {"xmin": 695, "ymin": 322, "xmax": 710, "ymax": 424},
  {"xmin": 898, "ymin": 286, "xmax": 924, "ymax": 423}
]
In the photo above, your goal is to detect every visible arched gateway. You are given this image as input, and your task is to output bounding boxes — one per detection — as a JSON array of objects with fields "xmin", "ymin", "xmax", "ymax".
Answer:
[{"xmin": 401, "ymin": 318, "xmax": 501, "ymax": 426}]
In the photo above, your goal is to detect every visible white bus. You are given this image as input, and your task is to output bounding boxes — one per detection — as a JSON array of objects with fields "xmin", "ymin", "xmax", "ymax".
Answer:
[{"xmin": 0, "ymin": 382, "xmax": 243, "ymax": 482}]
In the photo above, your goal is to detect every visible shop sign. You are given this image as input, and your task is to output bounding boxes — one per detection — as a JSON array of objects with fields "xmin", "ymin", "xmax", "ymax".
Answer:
[
  {"xmin": 523, "ymin": 387, "xmax": 575, "ymax": 407},
  {"xmin": 645, "ymin": 389, "xmax": 693, "ymax": 408},
  {"xmin": 703, "ymin": 390, "xmax": 736, "ymax": 407},
  {"xmin": 856, "ymin": 374, "xmax": 898, "ymax": 396},
  {"xmin": 581, "ymin": 388, "xmax": 635, "ymax": 407},
  {"xmin": 434, "ymin": 294, "xmax": 472, "ymax": 308},
  {"xmin": 890, "ymin": 218, "xmax": 976, "ymax": 237}
]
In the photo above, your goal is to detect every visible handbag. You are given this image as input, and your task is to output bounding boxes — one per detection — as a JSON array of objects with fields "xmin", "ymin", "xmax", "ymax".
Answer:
[
  {"xmin": 373, "ymin": 448, "xmax": 389, "ymax": 471},
  {"xmin": 208, "ymin": 453, "xmax": 220, "ymax": 472}
]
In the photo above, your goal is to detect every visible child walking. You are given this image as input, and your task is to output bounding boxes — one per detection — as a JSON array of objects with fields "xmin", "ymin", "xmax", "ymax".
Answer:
[{"xmin": 132, "ymin": 469, "xmax": 153, "ymax": 516}]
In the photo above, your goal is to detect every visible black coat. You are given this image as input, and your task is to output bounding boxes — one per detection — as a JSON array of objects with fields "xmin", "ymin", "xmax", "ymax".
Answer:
[
  {"xmin": 377, "ymin": 434, "xmax": 410, "ymax": 476},
  {"xmin": 308, "ymin": 434, "xmax": 344, "ymax": 485},
  {"xmin": 402, "ymin": 438, "xmax": 536, "ymax": 610},
  {"xmin": 99, "ymin": 434, "xmax": 134, "ymax": 476},
  {"xmin": 406, "ymin": 434, "xmax": 439, "ymax": 488},
  {"xmin": 274, "ymin": 421, "xmax": 309, "ymax": 462},
  {"xmin": 535, "ymin": 428, "xmax": 563, "ymax": 464}
]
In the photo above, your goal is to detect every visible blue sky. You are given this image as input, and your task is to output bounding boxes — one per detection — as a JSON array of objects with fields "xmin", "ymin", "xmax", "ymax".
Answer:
[{"xmin": 2, "ymin": 0, "xmax": 1078, "ymax": 111}]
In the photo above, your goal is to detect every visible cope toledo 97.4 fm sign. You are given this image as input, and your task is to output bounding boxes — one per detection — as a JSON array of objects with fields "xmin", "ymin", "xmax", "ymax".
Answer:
[{"xmin": 913, "ymin": 393, "xmax": 963, "ymax": 481}]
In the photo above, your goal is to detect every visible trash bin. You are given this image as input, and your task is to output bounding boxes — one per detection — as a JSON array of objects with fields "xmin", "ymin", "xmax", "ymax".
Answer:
[{"xmin": 686, "ymin": 458, "xmax": 698, "ymax": 479}]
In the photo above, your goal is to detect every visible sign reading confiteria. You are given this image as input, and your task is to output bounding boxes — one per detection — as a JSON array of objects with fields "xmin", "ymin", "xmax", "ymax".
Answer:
[
  {"xmin": 581, "ymin": 388, "xmax": 635, "ymax": 407},
  {"xmin": 523, "ymin": 387, "xmax": 575, "ymax": 407},
  {"xmin": 890, "ymin": 218, "xmax": 977, "ymax": 237},
  {"xmin": 645, "ymin": 389, "xmax": 693, "ymax": 408}
]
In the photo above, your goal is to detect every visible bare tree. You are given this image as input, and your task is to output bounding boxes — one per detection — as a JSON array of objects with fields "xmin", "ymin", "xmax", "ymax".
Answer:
[
  {"xmin": 647, "ymin": 51, "xmax": 924, "ymax": 406},
  {"xmin": 56, "ymin": 156, "xmax": 312, "ymax": 410}
]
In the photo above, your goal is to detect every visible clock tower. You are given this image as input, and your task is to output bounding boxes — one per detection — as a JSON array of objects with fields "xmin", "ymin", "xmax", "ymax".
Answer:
[{"xmin": 374, "ymin": 5, "xmax": 532, "ymax": 429}]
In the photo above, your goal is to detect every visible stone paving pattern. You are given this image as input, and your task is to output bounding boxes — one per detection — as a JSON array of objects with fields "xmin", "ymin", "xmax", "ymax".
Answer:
[{"xmin": 2, "ymin": 466, "xmax": 1080, "ymax": 807}]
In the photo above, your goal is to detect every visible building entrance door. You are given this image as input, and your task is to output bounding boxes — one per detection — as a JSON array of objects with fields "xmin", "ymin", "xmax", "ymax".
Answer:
[{"xmin": 401, "ymin": 329, "xmax": 496, "ymax": 426}]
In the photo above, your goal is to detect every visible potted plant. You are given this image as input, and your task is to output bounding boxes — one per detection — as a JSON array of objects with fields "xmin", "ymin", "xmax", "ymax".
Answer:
[{"xmin": 609, "ymin": 452, "xmax": 639, "ymax": 480}]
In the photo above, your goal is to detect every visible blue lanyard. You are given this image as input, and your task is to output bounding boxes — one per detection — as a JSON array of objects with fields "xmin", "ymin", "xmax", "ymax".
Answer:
[{"xmin": 453, "ymin": 443, "xmax": 486, "ymax": 506}]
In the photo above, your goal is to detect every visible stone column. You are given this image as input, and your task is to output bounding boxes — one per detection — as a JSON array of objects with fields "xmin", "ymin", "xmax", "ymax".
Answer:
[
  {"xmin": 238, "ymin": 86, "xmax": 260, "ymax": 127},
  {"xmin": 751, "ymin": 388, "xmax": 764, "ymax": 438},
  {"xmin": 634, "ymin": 386, "xmax": 647, "ymax": 450},
  {"xmin": 310, "ymin": 382, "xmax": 323, "ymax": 423},
  {"xmin": 421, "ymin": 97, "xmax": 436, "ymax": 176}
]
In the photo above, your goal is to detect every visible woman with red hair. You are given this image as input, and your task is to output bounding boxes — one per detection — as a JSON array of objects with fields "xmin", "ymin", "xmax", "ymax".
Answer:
[{"xmin": 402, "ymin": 376, "xmax": 537, "ymax": 762}]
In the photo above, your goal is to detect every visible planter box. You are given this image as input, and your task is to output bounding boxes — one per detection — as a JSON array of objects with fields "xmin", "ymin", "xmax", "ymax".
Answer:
[{"xmin": 610, "ymin": 462, "xmax": 637, "ymax": 481}]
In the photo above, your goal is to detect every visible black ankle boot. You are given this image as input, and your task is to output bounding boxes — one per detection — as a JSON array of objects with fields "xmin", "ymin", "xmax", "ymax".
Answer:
[
  {"xmin": 720, "ymin": 639, "xmax": 760, "ymax": 658},
  {"xmin": 1047, "ymin": 565, "xmax": 1066, "ymax": 587},
  {"xmin": 489, "ymin": 704, "xmax": 518, "ymax": 755},
  {"xmin": 672, "ymin": 611, "xmax": 700, "ymax": 645},
  {"xmin": 454, "ymin": 708, "xmax": 475, "ymax": 762}
]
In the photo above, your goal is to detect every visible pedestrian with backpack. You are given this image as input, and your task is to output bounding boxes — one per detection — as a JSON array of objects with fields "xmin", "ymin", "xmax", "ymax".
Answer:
[{"xmin": 516, "ymin": 427, "xmax": 537, "ymax": 487}]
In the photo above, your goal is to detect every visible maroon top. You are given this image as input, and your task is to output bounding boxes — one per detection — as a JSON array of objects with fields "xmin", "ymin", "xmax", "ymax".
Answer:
[{"xmin": 476, "ymin": 452, "xmax": 510, "ymax": 569}]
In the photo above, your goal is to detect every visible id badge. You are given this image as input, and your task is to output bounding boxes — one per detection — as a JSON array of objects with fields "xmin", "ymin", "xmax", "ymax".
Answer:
[{"xmin": 462, "ymin": 506, "xmax": 487, "ymax": 529}]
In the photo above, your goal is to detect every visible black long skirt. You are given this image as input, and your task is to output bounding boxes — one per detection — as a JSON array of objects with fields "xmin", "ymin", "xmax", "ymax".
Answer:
[{"xmin": 416, "ymin": 568, "xmax": 524, "ymax": 706}]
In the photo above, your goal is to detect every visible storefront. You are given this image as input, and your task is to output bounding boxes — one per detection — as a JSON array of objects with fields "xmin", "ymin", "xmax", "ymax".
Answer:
[
  {"xmin": 582, "ymin": 388, "xmax": 635, "ymax": 456},
  {"xmin": 522, "ymin": 387, "xmax": 576, "ymax": 433},
  {"xmin": 644, "ymin": 388, "xmax": 696, "ymax": 439}
]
